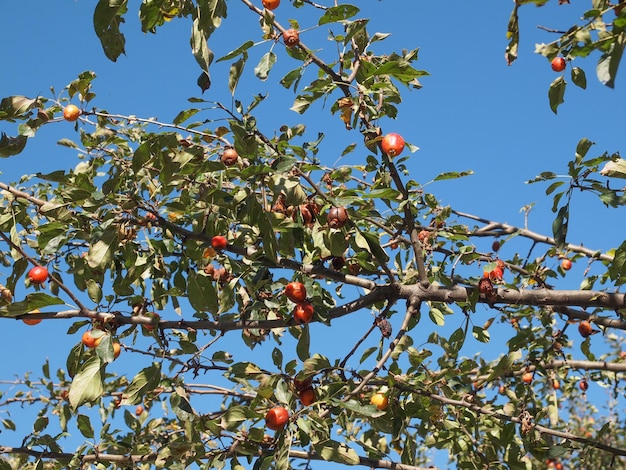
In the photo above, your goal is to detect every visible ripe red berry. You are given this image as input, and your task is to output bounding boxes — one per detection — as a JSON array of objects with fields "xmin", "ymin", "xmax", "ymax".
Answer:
[
  {"xmin": 381, "ymin": 133, "xmax": 405, "ymax": 157},
  {"xmin": 578, "ymin": 320, "xmax": 594, "ymax": 338},
  {"xmin": 293, "ymin": 301, "xmax": 314, "ymax": 324},
  {"xmin": 285, "ymin": 282, "xmax": 307, "ymax": 303},
  {"xmin": 551, "ymin": 57, "xmax": 566, "ymax": 72},
  {"xmin": 561, "ymin": 258, "xmax": 572, "ymax": 271},
  {"xmin": 27, "ymin": 266, "xmax": 49, "ymax": 284},
  {"xmin": 282, "ymin": 29, "xmax": 300, "ymax": 47},
  {"xmin": 265, "ymin": 406, "xmax": 289, "ymax": 431},
  {"xmin": 221, "ymin": 148, "xmax": 238, "ymax": 166},
  {"xmin": 522, "ymin": 372, "xmax": 533, "ymax": 384},
  {"xmin": 488, "ymin": 266, "xmax": 503, "ymax": 281},
  {"xmin": 211, "ymin": 236, "xmax": 228, "ymax": 250},
  {"xmin": 327, "ymin": 206, "xmax": 348, "ymax": 229},
  {"xmin": 298, "ymin": 388, "xmax": 316, "ymax": 406},
  {"xmin": 478, "ymin": 277, "xmax": 493, "ymax": 295},
  {"xmin": 579, "ymin": 379, "xmax": 589, "ymax": 391}
]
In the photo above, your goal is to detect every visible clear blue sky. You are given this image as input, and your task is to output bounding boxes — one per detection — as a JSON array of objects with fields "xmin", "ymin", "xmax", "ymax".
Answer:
[{"xmin": 0, "ymin": 1, "xmax": 624, "ymax": 468}]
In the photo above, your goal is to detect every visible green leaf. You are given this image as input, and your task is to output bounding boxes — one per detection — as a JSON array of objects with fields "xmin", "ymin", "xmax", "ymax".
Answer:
[
  {"xmin": 121, "ymin": 363, "xmax": 162, "ymax": 406},
  {"xmin": 87, "ymin": 229, "xmax": 117, "ymax": 271},
  {"xmin": 575, "ymin": 137, "xmax": 594, "ymax": 161},
  {"xmin": 548, "ymin": 76, "xmax": 566, "ymax": 114},
  {"xmin": 86, "ymin": 279, "xmax": 103, "ymax": 304},
  {"xmin": 93, "ymin": 0, "xmax": 128, "ymax": 62},
  {"xmin": 597, "ymin": 32, "xmax": 625, "ymax": 88},
  {"xmin": 0, "ymin": 293, "xmax": 65, "ymax": 317},
  {"xmin": 69, "ymin": 355, "xmax": 104, "ymax": 409},
  {"xmin": 33, "ymin": 416, "xmax": 48, "ymax": 433},
  {"xmin": 571, "ymin": 66, "xmax": 587, "ymax": 89},
  {"xmin": 318, "ymin": 5, "xmax": 360, "ymax": 25},
  {"xmin": 552, "ymin": 205, "xmax": 569, "ymax": 248},
  {"xmin": 173, "ymin": 108, "xmax": 201, "ymax": 125},
  {"xmin": 314, "ymin": 440, "xmax": 360, "ymax": 465},
  {"xmin": 77, "ymin": 414, "xmax": 94, "ymax": 439},
  {"xmin": 191, "ymin": 17, "xmax": 213, "ymax": 72},
  {"xmin": 254, "ymin": 52, "xmax": 277, "ymax": 81},
  {"xmin": 472, "ymin": 325, "xmax": 490, "ymax": 343},
  {"xmin": 433, "ymin": 170, "xmax": 474, "ymax": 181},
  {"xmin": 188, "ymin": 270, "xmax": 218, "ymax": 314},
  {"xmin": 296, "ymin": 326, "xmax": 310, "ymax": 361},
  {"xmin": 217, "ymin": 40, "xmax": 254, "ymax": 62},
  {"xmin": 608, "ymin": 240, "xmax": 626, "ymax": 282},
  {"xmin": 229, "ymin": 57, "xmax": 246, "ymax": 95},
  {"xmin": 0, "ymin": 132, "xmax": 27, "ymax": 157},
  {"xmin": 0, "ymin": 96, "xmax": 38, "ymax": 119}
]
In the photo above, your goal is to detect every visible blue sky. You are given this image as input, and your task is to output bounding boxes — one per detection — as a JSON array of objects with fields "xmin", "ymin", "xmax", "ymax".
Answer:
[{"xmin": 1, "ymin": 1, "xmax": 625, "ymax": 468}]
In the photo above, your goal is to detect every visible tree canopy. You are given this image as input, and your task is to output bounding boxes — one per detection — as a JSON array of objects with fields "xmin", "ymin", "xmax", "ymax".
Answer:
[{"xmin": 1, "ymin": 1, "xmax": 626, "ymax": 469}]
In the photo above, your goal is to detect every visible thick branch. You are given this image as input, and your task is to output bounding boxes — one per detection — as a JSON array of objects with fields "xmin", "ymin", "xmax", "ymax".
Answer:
[{"xmin": 0, "ymin": 445, "xmax": 436, "ymax": 470}]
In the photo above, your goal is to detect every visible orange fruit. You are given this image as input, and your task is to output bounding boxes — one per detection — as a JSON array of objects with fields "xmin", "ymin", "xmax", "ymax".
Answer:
[
  {"xmin": 370, "ymin": 392, "xmax": 389, "ymax": 410},
  {"xmin": 262, "ymin": 0, "xmax": 280, "ymax": 10},
  {"xmin": 22, "ymin": 309, "xmax": 42, "ymax": 326},
  {"xmin": 578, "ymin": 320, "xmax": 593, "ymax": 338},
  {"xmin": 522, "ymin": 372, "xmax": 533, "ymax": 384},
  {"xmin": 561, "ymin": 258, "xmax": 572, "ymax": 270},
  {"xmin": 63, "ymin": 104, "xmax": 81, "ymax": 122},
  {"xmin": 381, "ymin": 133, "xmax": 405, "ymax": 157},
  {"xmin": 82, "ymin": 330, "xmax": 102, "ymax": 348},
  {"xmin": 112, "ymin": 342, "xmax": 121, "ymax": 359},
  {"xmin": 135, "ymin": 405, "xmax": 144, "ymax": 416}
]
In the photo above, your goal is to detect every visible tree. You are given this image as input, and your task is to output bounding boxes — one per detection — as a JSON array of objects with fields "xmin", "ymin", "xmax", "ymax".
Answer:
[{"xmin": 0, "ymin": 1, "xmax": 625, "ymax": 469}]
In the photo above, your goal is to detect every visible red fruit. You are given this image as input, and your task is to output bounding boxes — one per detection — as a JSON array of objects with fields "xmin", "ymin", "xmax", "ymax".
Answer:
[
  {"xmin": 579, "ymin": 379, "xmax": 589, "ymax": 391},
  {"xmin": 221, "ymin": 148, "xmax": 238, "ymax": 166},
  {"xmin": 561, "ymin": 258, "xmax": 572, "ymax": 271},
  {"xmin": 285, "ymin": 282, "xmax": 307, "ymax": 303},
  {"xmin": 552, "ymin": 379, "xmax": 560, "ymax": 390},
  {"xmin": 299, "ymin": 388, "xmax": 316, "ymax": 406},
  {"xmin": 551, "ymin": 57, "xmax": 566, "ymax": 72},
  {"xmin": 381, "ymin": 133, "xmax": 405, "ymax": 157},
  {"xmin": 492, "ymin": 240, "xmax": 501, "ymax": 252},
  {"xmin": 211, "ymin": 235, "xmax": 228, "ymax": 250},
  {"xmin": 417, "ymin": 230, "xmax": 431, "ymax": 243},
  {"xmin": 327, "ymin": 206, "xmax": 348, "ymax": 229},
  {"xmin": 578, "ymin": 320, "xmax": 593, "ymax": 338},
  {"xmin": 478, "ymin": 277, "xmax": 493, "ymax": 295},
  {"xmin": 293, "ymin": 301, "xmax": 314, "ymax": 324},
  {"xmin": 522, "ymin": 372, "xmax": 533, "ymax": 384},
  {"xmin": 27, "ymin": 266, "xmax": 49, "ymax": 284},
  {"xmin": 265, "ymin": 406, "xmax": 289, "ymax": 431},
  {"xmin": 282, "ymin": 29, "xmax": 299, "ymax": 47},
  {"xmin": 262, "ymin": 0, "xmax": 280, "ymax": 10},
  {"xmin": 63, "ymin": 104, "xmax": 81, "ymax": 122},
  {"xmin": 135, "ymin": 405, "xmax": 144, "ymax": 416},
  {"xmin": 488, "ymin": 267, "xmax": 503, "ymax": 281}
]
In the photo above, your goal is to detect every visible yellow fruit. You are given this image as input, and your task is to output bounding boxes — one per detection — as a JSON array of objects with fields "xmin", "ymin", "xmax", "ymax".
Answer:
[{"xmin": 370, "ymin": 392, "xmax": 389, "ymax": 410}]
